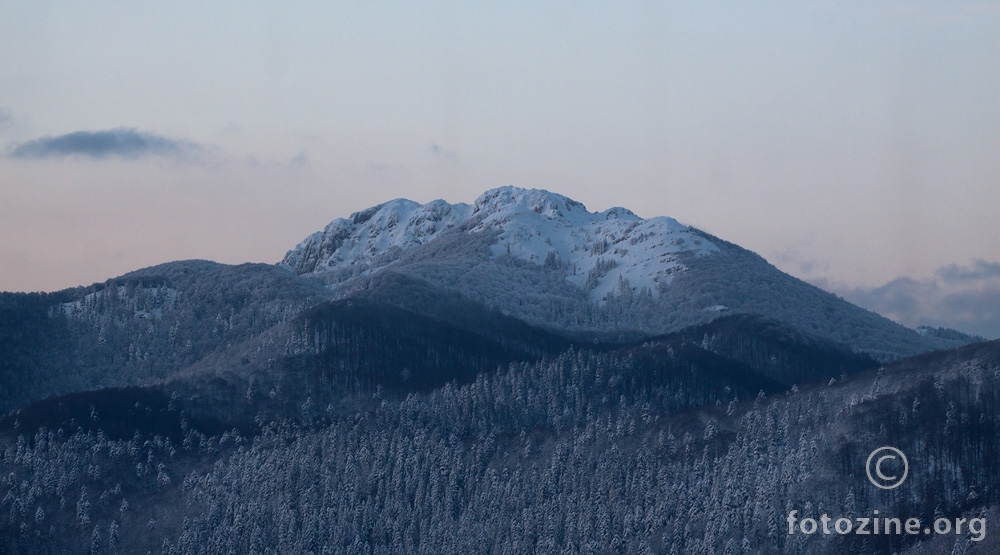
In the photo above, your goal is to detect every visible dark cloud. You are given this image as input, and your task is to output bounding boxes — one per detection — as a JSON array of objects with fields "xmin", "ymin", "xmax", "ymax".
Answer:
[
  {"xmin": 9, "ymin": 128, "xmax": 201, "ymax": 160},
  {"xmin": 813, "ymin": 261, "xmax": 1000, "ymax": 340}
]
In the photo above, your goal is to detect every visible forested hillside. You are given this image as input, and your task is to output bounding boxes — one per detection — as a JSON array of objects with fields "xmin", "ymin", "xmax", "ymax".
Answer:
[
  {"xmin": 1, "ymin": 331, "xmax": 996, "ymax": 553},
  {"xmin": 0, "ymin": 261, "xmax": 329, "ymax": 413}
]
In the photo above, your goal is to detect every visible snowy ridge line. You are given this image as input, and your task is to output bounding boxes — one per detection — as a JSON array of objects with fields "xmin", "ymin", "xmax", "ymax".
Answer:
[{"xmin": 281, "ymin": 186, "xmax": 718, "ymax": 301}]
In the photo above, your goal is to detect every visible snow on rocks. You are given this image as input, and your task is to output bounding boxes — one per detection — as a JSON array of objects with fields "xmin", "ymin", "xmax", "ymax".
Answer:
[{"xmin": 281, "ymin": 186, "xmax": 717, "ymax": 301}]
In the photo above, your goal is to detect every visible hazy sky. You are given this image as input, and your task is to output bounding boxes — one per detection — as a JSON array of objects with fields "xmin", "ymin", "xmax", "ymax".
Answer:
[{"xmin": 2, "ymin": 2, "xmax": 999, "ymax": 337}]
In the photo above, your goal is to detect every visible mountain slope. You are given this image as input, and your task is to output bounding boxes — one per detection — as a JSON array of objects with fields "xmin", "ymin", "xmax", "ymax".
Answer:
[{"xmin": 0, "ymin": 261, "xmax": 330, "ymax": 413}]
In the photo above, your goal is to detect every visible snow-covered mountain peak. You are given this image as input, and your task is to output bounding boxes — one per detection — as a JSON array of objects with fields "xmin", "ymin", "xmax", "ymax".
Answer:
[
  {"xmin": 462, "ymin": 187, "xmax": 716, "ymax": 300},
  {"xmin": 281, "ymin": 187, "xmax": 718, "ymax": 301},
  {"xmin": 600, "ymin": 206, "xmax": 639, "ymax": 220},
  {"xmin": 472, "ymin": 186, "xmax": 588, "ymax": 220}
]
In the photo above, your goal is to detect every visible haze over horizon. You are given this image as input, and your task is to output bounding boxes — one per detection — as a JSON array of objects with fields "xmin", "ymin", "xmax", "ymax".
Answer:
[{"xmin": 2, "ymin": 2, "xmax": 998, "ymax": 338}]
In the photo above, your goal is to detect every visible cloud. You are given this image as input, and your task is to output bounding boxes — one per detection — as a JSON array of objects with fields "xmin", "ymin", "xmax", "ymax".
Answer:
[
  {"xmin": 288, "ymin": 150, "xmax": 309, "ymax": 169},
  {"xmin": 0, "ymin": 107, "xmax": 12, "ymax": 129},
  {"xmin": 772, "ymin": 247, "xmax": 830, "ymax": 277},
  {"xmin": 937, "ymin": 259, "xmax": 1000, "ymax": 282},
  {"xmin": 8, "ymin": 128, "xmax": 203, "ymax": 160},
  {"xmin": 813, "ymin": 260, "xmax": 1000, "ymax": 339},
  {"xmin": 429, "ymin": 142, "xmax": 457, "ymax": 160}
]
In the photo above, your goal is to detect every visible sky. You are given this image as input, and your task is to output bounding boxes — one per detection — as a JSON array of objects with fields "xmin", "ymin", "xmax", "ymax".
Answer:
[{"xmin": 1, "ymin": 1, "xmax": 999, "ymax": 338}]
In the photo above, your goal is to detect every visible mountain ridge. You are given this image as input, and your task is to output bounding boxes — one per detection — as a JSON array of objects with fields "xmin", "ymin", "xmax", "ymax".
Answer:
[
  {"xmin": 281, "ymin": 186, "xmax": 717, "ymax": 302},
  {"xmin": 0, "ymin": 187, "xmax": 982, "ymax": 416},
  {"xmin": 281, "ymin": 186, "xmax": 972, "ymax": 358}
]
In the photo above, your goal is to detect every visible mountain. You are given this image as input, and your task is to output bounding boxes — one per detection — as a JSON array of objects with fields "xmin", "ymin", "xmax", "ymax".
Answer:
[
  {"xmin": 0, "ymin": 187, "xmax": 977, "ymax": 416},
  {"xmin": 1, "ymin": 186, "xmax": 993, "ymax": 554},
  {"xmin": 282, "ymin": 186, "xmax": 968, "ymax": 358}
]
